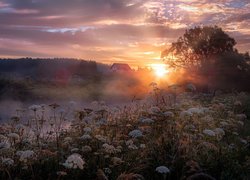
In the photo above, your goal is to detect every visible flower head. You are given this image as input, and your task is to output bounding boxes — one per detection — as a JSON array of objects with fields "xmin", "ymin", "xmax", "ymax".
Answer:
[
  {"xmin": 63, "ymin": 153, "xmax": 85, "ymax": 170},
  {"xmin": 129, "ymin": 129, "xmax": 143, "ymax": 138},
  {"xmin": 155, "ymin": 166, "xmax": 170, "ymax": 174}
]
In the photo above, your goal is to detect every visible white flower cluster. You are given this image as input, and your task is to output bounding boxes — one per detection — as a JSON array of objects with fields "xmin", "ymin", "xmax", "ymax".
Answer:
[
  {"xmin": 128, "ymin": 129, "xmax": 143, "ymax": 138},
  {"xmin": 80, "ymin": 134, "xmax": 92, "ymax": 140},
  {"xmin": 163, "ymin": 111, "xmax": 174, "ymax": 118},
  {"xmin": 95, "ymin": 135, "xmax": 107, "ymax": 142},
  {"xmin": 83, "ymin": 127, "xmax": 92, "ymax": 133},
  {"xmin": 1, "ymin": 158, "xmax": 14, "ymax": 166},
  {"xmin": 140, "ymin": 118, "xmax": 154, "ymax": 123},
  {"xmin": 0, "ymin": 141, "xmax": 11, "ymax": 149},
  {"xmin": 63, "ymin": 153, "xmax": 85, "ymax": 170},
  {"xmin": 102, "ymin": 143, "xmax": 116, "ymax": 154},
  {"xmin": 8, "ymin": 133, "xmax": 20, "ymax": 141},
  {"xmin": 203, "ymin": 129, "xmax": 216, "ymax": 137},
  {"xmin": 16, "ymin": 150, "xmax": 35, "ymax": 163},
  {"xmin": 126, "ymin": 139, "xmax": 138, "ymax": 150},
  {"xmin": 149, "ymin": 106, "xmax": 161, "ymax": 114},
  {"xmin": 155, "ymin": 166, "xmax": 170, "ymax": 174},
  {"xmin": 29, "ymin": 105, "xmax": 41, "ymax": 111}
]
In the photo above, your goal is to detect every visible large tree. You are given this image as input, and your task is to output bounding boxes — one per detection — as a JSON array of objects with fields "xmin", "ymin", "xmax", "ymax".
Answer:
[
  {"xmin": 162, "ymin": 26, "xmax": 250, "ymax": 91},
  {"xmin": 161, "ymin": 26, "xmax": 237, "ymax": 69}
]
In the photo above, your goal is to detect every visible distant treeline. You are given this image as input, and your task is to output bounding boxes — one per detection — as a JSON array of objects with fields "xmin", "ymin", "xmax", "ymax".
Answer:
[{"xmin": 0, "ymin": 58, "xmax": 109, "ymax": 80}]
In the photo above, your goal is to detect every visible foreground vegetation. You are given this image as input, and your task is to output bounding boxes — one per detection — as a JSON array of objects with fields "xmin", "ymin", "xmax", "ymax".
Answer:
[{"xmin": 0, "ymin": 84, "xmax": 249, "ymax": 180}]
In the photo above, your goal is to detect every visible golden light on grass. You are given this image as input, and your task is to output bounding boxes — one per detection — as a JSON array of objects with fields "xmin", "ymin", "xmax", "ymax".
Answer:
[{"xmin": 151, "ymin": 63, "xmax": 169, "ymax": 78}]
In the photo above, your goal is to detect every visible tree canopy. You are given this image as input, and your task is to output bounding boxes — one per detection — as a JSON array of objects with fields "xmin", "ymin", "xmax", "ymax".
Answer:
[
  {"xmin": 161, "ymin": 26, "xmax": 237, "ymax": 69},
  {"xmin": 161, "ymin": 26, "xmax": 250, "ymax": 91}
]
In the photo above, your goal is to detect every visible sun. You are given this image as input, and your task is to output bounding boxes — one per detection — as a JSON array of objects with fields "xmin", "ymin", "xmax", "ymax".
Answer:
[{"xmin": 151, "ymin": 64, "xmax": 169, "ymax": 78}]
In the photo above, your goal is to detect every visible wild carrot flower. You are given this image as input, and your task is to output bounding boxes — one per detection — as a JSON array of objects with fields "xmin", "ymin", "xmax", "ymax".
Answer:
[
  {"xmin": 29, "ymin": 105, "xmax": 41, "ymax": 111},
  {"xmin": 203, "ymin": 129, "xmax": 216, "ymax": 137},
  {"xmin": 16, "ymin": 150, "xmax": 35, "ymax": 163},
  {"xmin": 63, "ymin": 153, "xmax": 85, "ymax": 170},
  {"xmin": 129, "ymin": 129, "xmax": 143, "ymax": 138},
  {"xmin": 155, "ymin": 166, "xmax": 170, "ymax": 173},
  {"xmin": 1, "ymin": 158, "xmax": 14, "ymax": 166},
  {"xmin": 82, "ymin": 145, "xmax": 92, "ymax": 153},
  {"xmin": 80, "ymin": 134, "xmax": 92, "ymax": 140},
  {"xmin": 140, "ymin": 118, "xmax": 154, "ymax": 123}
]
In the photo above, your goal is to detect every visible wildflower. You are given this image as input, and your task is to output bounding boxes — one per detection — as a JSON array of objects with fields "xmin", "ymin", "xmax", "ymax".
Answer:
[
  {"xmin": 103, "ymin": 167, "xmax": 112, "ymax": 174},
  {"xmin": 232, "ymin": 132, "xmax": 239, "ymax": 136},
  {"xmin": 155, "ymin": 166, "xmax": 170, "ymax": 174},
  {"xmin": 96, "ymin": 118, "xmax": 107, "ymax": 125},
  {"xmin": 220, "ymin": 121, "xmax": 229, "ymax": 126},
  {"xmin": 112, "ymin": 157, "xmax": 124, "ymax": 166},
  {"xmin": 203, "ymin": 129, "xmax": 216, "ymax": 137},
  {"xmin": 237, "ymin": 121, "xmax": 244, "ymax": 126},
  {"xmin": 102, "ymin": 143, "xmax": 116, "ymax": 154},
  {"xmin": 116, "ymin": 145, "xmax": 123, "ymax": 152},
  {"xmin": 128, "ymin": 144, "xmax": 138, "ymax": 150},
  {"xmin": 1, "ymin": 158, "xmax": 14, "ymax": 166},
  {"xmin": 180, "ymin": 111, "xmax": 192, "ymax": 119},
  {"xmin": 29, "ymin": 105, "xmax": 41, "ymax": 111},
  {"xmin": 140, "ymin": 118, "xmax": 154, "ymax": 123},
  {"xmin": 140, "ymin": 144, "xmax": 146, "ymax": 149},
  {"xmin": 187, "ymin": 108, "xmax": 204, "ymax": 115},
  {"xmin": 149, "ymin": 106, "xmax": 161, "ymax": 114},
  {"xmin": 125, "ymin": 139, "xmax": 134, "ymax": 146},
  {"xmin": 163, "ymin": 111, "xmax": 174, "ymax": 118},
  {"xmin": 71, "ymin": 148, "xmax": 79, "ymax": 153},
  {"xmin": 0, "ymin": 141, "xmax": 10, "ymax": 149},
  {"xmin": 240, "ymin": 139, "xmax": 248, "ymax": 145},
  {"xmin": 63, "ymin": 137, "xmax": 73, "ymax": 143},
  {"xmin": 80, "ymin": 134, "xmax": 92, "ymax": 140},
  {"xmin": 95, "ymin": 135, "xmax": 107, "ymax": 142},
  {"xmin": 59, "ymin": 108, "xmax": 65, "ymax": 114},
  {"xmin": 129, "ymin": 129, "xmax": 143, "ymax": 138},
  {"xmin": 199, "ymin": 142, "xmax": 218, "ymax": 151},
  {"xmin": 214, "ymin": 128, "xmax": 225, "ymax": 136},
  {"xmin": 49, "ymin": 103, "xmax": 60, "ymax": 109},
  {"xmin": 234, "ymin": 101, "xmax": 242, "ymax": 106},
  {"xmin": 83, "ymin": 116, "xmax": 92, "ymax": 124},
  {"xmin": 63, "ymin": 153, "xmax": 85, "ymax": 170},
  {"xmin": 15, "ymin": 124, "xmax": 26, "ymax": 132},
  {"xmin": 91, "ymin": 101, "xmax": 99, "ymax": 107},
  {"xmin": 0, "ymin": 135, "xmax": 7, "ymax": 142},
  {"xmin": 201, "ymin": 115, "xmax": 213, "ymax": 122},
  {"xmin": 17, "ymin": 150, "xmax": 35, "ymax": 163},
  {"xmin": 8, "ymin": 133, "xmax": 20, "ymax": 141},
  {"xmin": 186, "ymin": 83, "xmax": 196, "ymax": 92},
  {"xmin": 235, "ymin": 114, "xmax": 247, "ymax": 121},
  {"xmin": 82, "ymin": 145, "xmax": 92, "ymax": 153},
  {"xmin": 237, "ymin": 65, "xmax": 242, "ymax": 70},
  {"xmin": 83, "ymin": 127, "xmax": 92, "ymax": 133}
]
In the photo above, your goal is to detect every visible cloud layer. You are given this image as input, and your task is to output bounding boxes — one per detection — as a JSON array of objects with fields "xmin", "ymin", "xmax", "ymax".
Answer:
[{"xmin": 0, "ymin": 0, "xmax": 249, "ymax": 66}]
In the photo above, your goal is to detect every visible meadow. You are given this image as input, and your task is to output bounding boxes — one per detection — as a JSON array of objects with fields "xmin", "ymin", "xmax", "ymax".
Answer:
[{"xmin": 0, "ymin": 82, "xmax": 249, "ymax": 180}]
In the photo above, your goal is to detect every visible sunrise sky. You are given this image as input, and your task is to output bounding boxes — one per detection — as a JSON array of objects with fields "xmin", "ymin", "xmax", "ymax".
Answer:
[{"xmin": 0, "ymin": 0, "xmax": 249, "ymax": 66}]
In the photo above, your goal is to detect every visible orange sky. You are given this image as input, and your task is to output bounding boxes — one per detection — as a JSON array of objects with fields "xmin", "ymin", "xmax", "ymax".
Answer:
[{"xmin": 0, "ymin": 0, "xmax": 249, "ymax": 67}]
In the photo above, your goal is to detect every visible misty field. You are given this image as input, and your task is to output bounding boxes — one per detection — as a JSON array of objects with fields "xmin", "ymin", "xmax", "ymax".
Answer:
[{"xmin": 0, "ymin": 83, "xmax": 249, "ymax": 180}]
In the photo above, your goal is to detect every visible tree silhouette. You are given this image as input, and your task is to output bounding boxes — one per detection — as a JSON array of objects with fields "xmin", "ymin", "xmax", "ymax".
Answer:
[{"xmin": 161, "ymin": 26, "xmax": 237, "ymax": 69}]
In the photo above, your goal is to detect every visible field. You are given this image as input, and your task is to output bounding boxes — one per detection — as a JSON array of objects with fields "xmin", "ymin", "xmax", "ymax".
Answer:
[{"xmin": 0, "ymin": 83, "xmax": 249, "ymax": 180}]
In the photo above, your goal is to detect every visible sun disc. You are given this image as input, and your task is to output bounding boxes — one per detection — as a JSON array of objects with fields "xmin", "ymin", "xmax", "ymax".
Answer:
[{"xmin": 151, "ymin": 64, "xmax": 168, "ymax": 78}]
